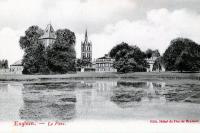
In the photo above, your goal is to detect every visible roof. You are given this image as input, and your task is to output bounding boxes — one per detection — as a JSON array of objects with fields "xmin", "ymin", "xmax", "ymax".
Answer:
[
  {"xmin": 11, "ymin": 60, "xmax": 23, "ymax": 66},
  {"xmin": 39, "ymin": 24, "xmax": 56, "ymax": 39},
  {"xmin": 97, "ymin": 54, "xmax": 112, "ymax": 59}
]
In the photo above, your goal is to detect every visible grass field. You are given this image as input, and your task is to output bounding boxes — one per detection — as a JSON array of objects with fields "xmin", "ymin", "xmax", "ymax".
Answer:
[{"xmin": 0, "ymin": 72, "xmax": 200, "ymax": 81}]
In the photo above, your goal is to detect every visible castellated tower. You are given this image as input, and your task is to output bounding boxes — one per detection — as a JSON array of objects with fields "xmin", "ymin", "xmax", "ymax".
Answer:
[
  {"xmin": 39, "ymin": 23, "xmax": 56, "ymax": 48},
  {"xmin": 81, "ymin": 30, "xmax": 92, "ymax": 64}
]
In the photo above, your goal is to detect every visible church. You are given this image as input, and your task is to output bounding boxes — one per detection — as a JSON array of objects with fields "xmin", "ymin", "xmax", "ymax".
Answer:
[
  {"xmin": 80, "ymin": 30, "xmax": 117, "ymax": 72},
  {"xmin": 81, "ymin": 30, "xmax": 93, "ymax": 68}
]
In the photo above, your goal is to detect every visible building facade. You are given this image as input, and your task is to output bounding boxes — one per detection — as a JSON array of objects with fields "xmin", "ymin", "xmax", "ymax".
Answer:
[
  {"xmin": 10, "ymin": 60, "xmax": 23, "ymax": 74},
  {"xmin": 95, "ymin": 54, "xmax": 117, "ymax": 72},
  {"xmin": 146, "ymin": 56, "xmax": 165, "ymax": 72},
  {"xmin": 39, "ymin": 24, "xmax": 56, "ymax": 48},
  {"xmin": 81, "ymin": 30, "xmax": 92, "ymax": 65}
]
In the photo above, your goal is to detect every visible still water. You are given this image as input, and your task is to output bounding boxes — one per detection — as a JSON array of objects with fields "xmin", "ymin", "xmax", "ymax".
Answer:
[{"xmin": 0, "ymin": 79, "xmax": 200, "ymax": 121}]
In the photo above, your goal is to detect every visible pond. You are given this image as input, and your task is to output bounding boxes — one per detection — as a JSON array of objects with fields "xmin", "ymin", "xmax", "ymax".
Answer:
[{"xmin": 0, "ymin": 79, "xmax": 200, "ymax": 121}]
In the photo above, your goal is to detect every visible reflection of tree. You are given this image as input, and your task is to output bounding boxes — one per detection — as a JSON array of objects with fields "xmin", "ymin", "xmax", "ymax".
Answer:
[
  {"xmin": 19, "ymin": 83, "xmax": 76, "ymax": 120},
  {"xmin": 112, "ymin": 81, "xmax": 147, "ymax": 107},
  {"xmin": 111, "ymin": 81, "xmax": 167, "ymax": 108},
  {"xmin": 111, "ymin": 87, "xmax": 145, "ymax": 108},
  {"xmin": 117, "ymin": 81, "xmax": 147, "ymax": 88}
]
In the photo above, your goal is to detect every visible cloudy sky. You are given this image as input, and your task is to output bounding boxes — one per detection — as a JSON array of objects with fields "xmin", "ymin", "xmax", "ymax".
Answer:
[{"xmin": 0, "ymin": 0, "xmax": 200, "ymax": 65}]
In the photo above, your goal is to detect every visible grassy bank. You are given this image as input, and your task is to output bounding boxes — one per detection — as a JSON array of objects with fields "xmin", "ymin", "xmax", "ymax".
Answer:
[{"xmin": 0, "ymin": 72, "xmax": 200, "ymax": 82}]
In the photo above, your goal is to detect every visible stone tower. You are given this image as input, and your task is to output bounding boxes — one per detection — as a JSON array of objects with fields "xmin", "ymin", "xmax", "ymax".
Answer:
[
  {"xmin": 81, "ymin": 30, "xmax": 92, "ymax": 63},
  {"xmin": 39, "ymin": 23, "xmax": 56, "ymax": 48}
]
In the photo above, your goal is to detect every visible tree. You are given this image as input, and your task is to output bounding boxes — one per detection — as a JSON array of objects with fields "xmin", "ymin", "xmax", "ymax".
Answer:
[
  {"xmin": 19, "ymin": 26, "xmax": 44, "ymax": 49},
  {"xmin": 153, "ymin": 56, "xmax": 164, "ymax": 71},
  {"xmin": 0, "ymin": 59, "xmax": 8, "ymax": 69},
  {"xmin": 47, "ymin": 29, "xmax": 76, "ymax": 74},
  {"xmin": 113, "ymin": 58, "xmax": 138, "ymax": 73},
  {"xmin": 145, "ymin": 49, "xmax": 160, "ymax": 58},
  {"xmin": 110, "ymin": 42, "xmax": 147, "ymax": 73},
  {"xmin": 163, "ymin": 38, "xmax": 200, "ymax": 72},
  {"xmin": 153, "ymin": 49, "xmax": 160, "ymax": 57},
  {"xmin": 76, "ymin": 59, "xmax": 91, "ymax": 68},
  {"xmin": 22, "ymin": 43, "xmax": 48, "ymax": 74},
  {"xmin": 145, "ymin": 49, "xmax": 153, "ymax": 58},
  {"xmin": 125, "ymin": 46, "xmax": 147, "ymax": 67},
  {"xmin": 19, "ymin": 26, "xmax": 49, "ymax": 74},
  {"xmin": 109, "ymin": 42, "xmax": 133, "ymax": 59},
  {"xmin": 174, "ymin": 51, "xmax": 190, "ymax": 72}
]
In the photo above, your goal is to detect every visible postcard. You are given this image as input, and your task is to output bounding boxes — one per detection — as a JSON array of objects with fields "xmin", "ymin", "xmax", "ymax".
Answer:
[{"xmin": 0, "ymin": 0, "xmax": 200, "ymax": 133}]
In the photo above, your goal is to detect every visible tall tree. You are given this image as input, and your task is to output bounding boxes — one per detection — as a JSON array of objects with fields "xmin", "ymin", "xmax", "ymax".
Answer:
[
  {"xmin": 47, "ymin": 29, "xmax": 76, "ymax": 74},
  {"xmin": 109, "ymin": 42, "xmax": 133, "ymax": 59},
  {"xmin": 22, "ymin": 43, "xmax": 48, "ymax": 74},
  {"xmin": 163, "ymin": 38, "xmax": 200, "ymax": 72},
  {"xmin": 110, "ymin": 42, "xmax": 147, "ymax": 73},
  {"xmin": 19, "ymin": 25, "xmax": 48, "ymax": 74}
]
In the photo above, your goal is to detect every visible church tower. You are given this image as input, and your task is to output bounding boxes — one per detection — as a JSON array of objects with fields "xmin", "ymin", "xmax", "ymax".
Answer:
[
  {"xmin": 81, "ymin": 30, "xmax": 92, "ymax": 63},
  {"xmin": 39, "ymin": 23, "xmax": 56, "ymax": 48}
]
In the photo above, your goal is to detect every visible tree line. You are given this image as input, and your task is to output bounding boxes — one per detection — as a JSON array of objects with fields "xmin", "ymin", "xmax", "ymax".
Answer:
[
  {"xmin": 109, "ymin": 38, "xmax": 200, "ymax": 73},
  {"xmin": 19, "ymin": 25, "xmax": 200, "ymax": 74}
]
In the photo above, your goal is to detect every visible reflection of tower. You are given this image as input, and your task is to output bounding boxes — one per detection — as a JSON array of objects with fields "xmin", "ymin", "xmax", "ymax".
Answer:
[
  {"xmin": 95, "ymin": 81, "xmax": 117, "ymax": 98},
  {"xmin": 81, "ymin": 30, "xmax": 92, "ymax": 66},
  {"xmin": 39, "ymin": 23, "xmax": 56, "ymax": 48}
]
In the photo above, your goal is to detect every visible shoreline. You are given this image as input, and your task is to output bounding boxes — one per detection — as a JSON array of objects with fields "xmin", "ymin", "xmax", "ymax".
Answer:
[{"xmin": 0, "ymin": 72, "xmax": 200, "ymax": 82}]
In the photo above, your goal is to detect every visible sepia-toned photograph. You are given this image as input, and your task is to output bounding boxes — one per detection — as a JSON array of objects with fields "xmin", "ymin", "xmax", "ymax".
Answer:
[{"xmin": 0, "ymin": 0, "xmax": 200, "ymax": 133}]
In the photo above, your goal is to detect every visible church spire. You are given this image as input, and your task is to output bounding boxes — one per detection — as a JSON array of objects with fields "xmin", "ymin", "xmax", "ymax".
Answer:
[{"xmin": 85, "ymin": 29, "xmax": 88, "ymax": 43}]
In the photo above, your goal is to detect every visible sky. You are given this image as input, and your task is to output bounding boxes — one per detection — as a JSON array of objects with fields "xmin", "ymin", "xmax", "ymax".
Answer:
[{"xmin": 0, "ymin": 0, "xmax": 200, "ymax": 65}]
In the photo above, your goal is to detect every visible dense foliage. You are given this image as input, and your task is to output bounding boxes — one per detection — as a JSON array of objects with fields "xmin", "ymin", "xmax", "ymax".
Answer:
[
  {"xmin": 76, "ymin": 59, "xmax": 91, "ymax": 68},
  {"xmin": 109, "ymin": 42, "xmax": 147, "ymax": 73},
  {"xmin": 19, "ymin": 26, "xmax": 76, "ymax": 74},
  {"xmin": 163, "ymin": 38, "xmax": 200, "ymax": 72},
  {"xmin": 145, "ymin": 49, "xmax": 160, "ymax": 58},
  {"xmin": 47, "ymin": 29, "xmax": 76, "ymax": 74},
  {"xmin": 0, "ymin": 59, "xmax": 8, "ymax": 69},
  {"xmin": 19, "ymin": 26, "xmax": 48, "ymax": 74},
  {"xmin": 153, "ymin": 57, "xmax": 163, "ymax": 71}
]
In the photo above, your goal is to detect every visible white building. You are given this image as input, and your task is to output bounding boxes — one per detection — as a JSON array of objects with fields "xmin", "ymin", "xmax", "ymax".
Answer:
[
  {"xmin": 10, "ymin": 60, "xmax": 23, "ymax": 74},
  {"xmin": 146, "ymin": 56, "xmax": 157, "ymax": 72},
  {"xmin": 146, "ymin": 56, "xmax": 165, "ymax": 72},
  {"xmin": 95, "ymin": 54, "xmax": 117, "ymax": 72}
]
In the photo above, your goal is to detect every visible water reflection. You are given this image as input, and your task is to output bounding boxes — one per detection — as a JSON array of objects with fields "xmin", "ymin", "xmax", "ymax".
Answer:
[
  {"xmin": 111, "ymin": 81, "xmax": 167, "ymax": 108},
  {"xmin": 0, "ymin": 84, "xmax": 23, "ymax": 120},
  {"xmin": 19, "ymin": 82, "xmax": 76, "ymax": 120},
  {"xmin": 1, "ymin": 80, "xmax": 200, "ymax": 120}
]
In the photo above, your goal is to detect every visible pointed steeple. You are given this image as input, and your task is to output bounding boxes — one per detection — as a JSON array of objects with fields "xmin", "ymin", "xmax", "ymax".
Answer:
[
  {"xmin": 39, "ymin": 23, "xmax": 56, "ymax": 48},
  {"xmin": 40, "ymin": 23, "xmax": 56, "ymax": 39},
  {"xmin": 85, "ymin": 29, "xmax": 88, "ymax": 43}
]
